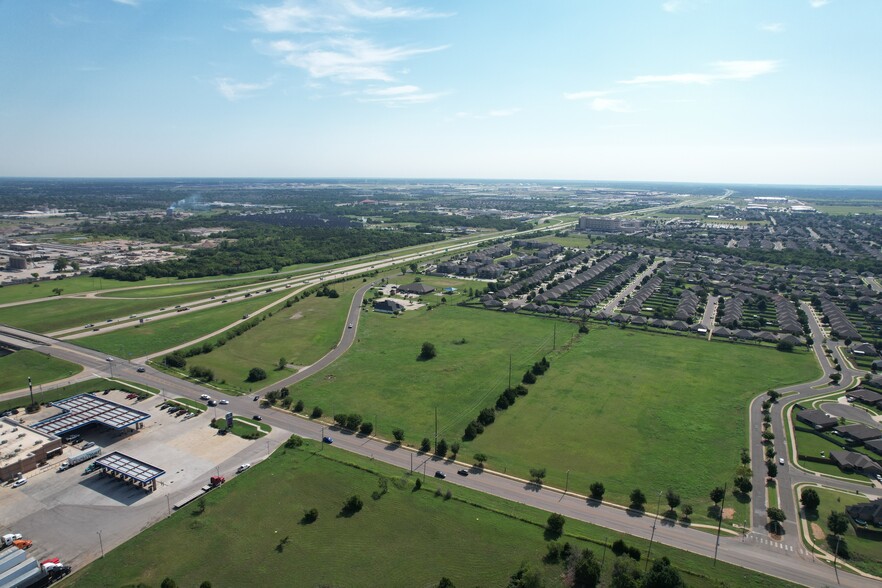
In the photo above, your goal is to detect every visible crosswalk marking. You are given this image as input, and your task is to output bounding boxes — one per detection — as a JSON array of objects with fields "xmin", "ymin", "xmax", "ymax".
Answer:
[{"xmin": 747, "ymin": 534, "xmax": 795, "ymax": 552}]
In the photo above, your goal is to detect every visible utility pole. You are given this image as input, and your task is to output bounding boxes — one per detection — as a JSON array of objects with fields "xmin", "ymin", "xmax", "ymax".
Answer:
[
  {"xmin": 97, "ymin": 530, "xmax": 104, "ymax": 558},
  {"xmin": 646, "ymin": 490, "xmax": 663, "ymax": 572},
  {"xmin": 27, "ymin": 377, "xmax": 34, "ymax": 407},
  {"xmin": 553, "ymin": 323, "xmax": 557, "ymax": 350},
  {"xmin": 564, "ymin": 469, "xmax": 570, "ymax": 495},
  {"xmin": 713, "ymin": 482, "xmax": 727, "ymax": 566},
  {"xmin": 320, "ymin": 426, "xmax": 324, "ymax": 451},
  {"xmin": 434, "ymin": 406, "xmax": 438, "ymax": 452},
  {"xmin": 508, "ymin": 353, "xmax": 512, "ymax": 390}
]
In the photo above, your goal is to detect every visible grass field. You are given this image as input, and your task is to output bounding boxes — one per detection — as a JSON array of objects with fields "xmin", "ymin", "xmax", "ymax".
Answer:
[
  {"xmin": 94, "ymin": 277, "xmax": 269, "ymax": 299},
  {"xmin": 62, "ymin": 441, "xmax": 798, "ymax": 588},
  {"xmin": 0, "ymin": 275, "xmax": 169, "ymax": 305},
  {"xmin": 76, "ymin": 290, "xmax": 291, "ymax": 359},
  {"xmin": 0, "ymin": 293, "xmax": 213, "ymax": 333},
  {"xmin": 466, "ymin": 325, "xmax": 818, "ymax": 526},
  {"xmin": 805, "ymin": 487, "xmax": 882, "ymax": 577},
  {"xmin": 793, "ymin": 428, "xmax": 872, "ymax": 482},
  {"xmin": 288, "ymin": 304, "xmax": 576, "ymax": 442},
  {"xmin": 0, "ymin": 378, "xmax": 158, "ymax": 413},
  {"xmin": 0, "ymin": 349, "xmax": 83, "ymax": 394}
]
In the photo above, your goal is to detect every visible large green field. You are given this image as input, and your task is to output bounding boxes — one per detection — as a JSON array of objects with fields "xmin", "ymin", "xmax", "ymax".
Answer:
[
  {"xmin": 468, "ymin": 325, "xmax": 818, "ymax": 526},
  {"xmin": 0, "ymin": 293, "xmax": 213, "ymax": 333},
  {"xmin": 289, "ymin": 304, "xmax": 576, "ymax": 442},
  {"xmin": 0, "ymin": 378, "xmax": 158, "ymax": 412},
  {"xmin": 62, "ymin": 441, "xmax": 797, "ymax": 588},
  {"xmin": 0, "ymin": 275, "xmax": 165, "ymax": 305},
  {"xmin": 0, "ymin": 349, "xmax": 83, "ymax": 394},
  {"xmin": 94, "ymin": 277, "xmax": 269, "ymax": 299},
  {"xmin": 287, "ymin": 308, "xmax": 818, "ymax": 528},
  {"xmin": 76, "ymin": 290, "xmax": 291, "ymax": 359}
]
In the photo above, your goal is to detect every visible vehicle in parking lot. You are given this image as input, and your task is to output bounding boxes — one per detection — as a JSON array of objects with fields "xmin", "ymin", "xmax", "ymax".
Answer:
[
  {"xmin": 81, "ymin": 441, "xmax": 95, "ymax": 450},
  {"xmin": 457, "ymin": 469, "xmax": 469, "ymax": 476},
  {"xmin": 253, "ymin": 415, "xmax": 262, "ymax": 421},
  {"xmin": 83, "ymin": 463, "xmax": 99, "ymax": 474},
  {"xmin": 237, "ymin": 463, "xmax": 251, "ymax": 473},
  {"xmin": 322, "ymin": 436, "xmax": 333, "ymax": 444},
  {"xmin": 434, "ymin": 471, "xmax": 446, "ymax": 479},
  {"xmin": 11, "ymin": 478, "xmax": 28, "ymax": 488}
]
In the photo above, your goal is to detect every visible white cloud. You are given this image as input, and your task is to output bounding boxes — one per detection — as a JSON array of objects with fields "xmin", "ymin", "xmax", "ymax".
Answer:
[
  {"xmin": 250, "ymin": 0, "xmax": 452, "ymax": 33},
  {"xmin": 759, "ymin": 22, "xmax": 785, "ymax": 33},
  {"xmin": 363, "ymin": 84, "xmax": 421, "ymax": 96},
  {"xmin": 563, "ymin": 90, "xmax": 609, "ymax": 101},
  {"xmin": 661, "ymin": 1, "xmax": 683, "ymax": 12},
  {"xmin": 450, "ymin": 108, "xmax": 521, "ymax": 120},
  {"xmin": 590, "ymin": 98, "xmax": 630, "ymax": 113},
  {"xmin": 112, "ymin": 0, "xmax": 140, "ymax": 6},
  {"xmin": 809, "ymin": 0, "xmax": 829, "ymax": 7},
  {"xmin": 263, "ymin": 37, "xmax": 446, "ymax": 83},
  {"xmin": 618, "ymin": 60, "xmax": 779, "ymax": 85},
  {"xmin": 213, "ymin": 77, "xmax": 274, "ymax": 101},
  {"xmin": 360, "ymin": 85, "xmax": 445, "ymax": 106},
  {"xmin": 488, "ymin": 108, "xmax": 521, "ymax": 117}
]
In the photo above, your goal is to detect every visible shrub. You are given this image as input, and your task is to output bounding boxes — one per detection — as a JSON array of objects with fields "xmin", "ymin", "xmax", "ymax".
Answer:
[
  {"xmin": 522, "ymin": 371, "xmax": 537, "ymax": 384},
  {"xmin": 359, "ymin": 421, "xmax": 373, "ymax": 436},
  {"xmin": 392, "ymin": 428, "xmax": 405, "ymax": 442},
  {"xmin": 342, "ymin": 495, "xmax": 363, "ymax": 514},
  {"xmin": 589, "ymin": 481, "xmax": 605, "ymax": 500},
  {"xmin": 477, "ymin": 407, "xmax": 495, "ymax": 426},
  {"xmin": 546, "ymin": 513, "xmax": 565, "ymax": 537},
  {"xmin": 310, "ymin": 406, "xmax": 323, "ymax": 419},
  {"xmin": 463, "ymin": 421, "xmax": 479, "ymax": 441},
  {"xmin": 345, "ymin": 414, "xmax": 363, "ymax": 430},
  {"xmin": 293, "ymin": 399, "xmax": 304, "ymax": 412},
  {"xmin": 419, "ymin": 342, "xmax": 437, "ymax": 360},
  {"xmin": 420, "ymin": 438, "xmax": 431, "ymax": 452},
  {"xmin": 284, "ymin": 435, "xmax": 304, "ymax": 449},
  {"xmin": 301, "ymin": 508, "xmax": 318, "ymax": 524},
  {"xmin": 247, "ymin": 367, "xmax": 267, "ymax": 382}
]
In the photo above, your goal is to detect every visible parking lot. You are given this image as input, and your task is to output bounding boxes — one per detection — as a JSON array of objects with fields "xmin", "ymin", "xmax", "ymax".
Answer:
[{"xmin": 0, "ymin": 390, "xmax": 280, "ymax": 568}]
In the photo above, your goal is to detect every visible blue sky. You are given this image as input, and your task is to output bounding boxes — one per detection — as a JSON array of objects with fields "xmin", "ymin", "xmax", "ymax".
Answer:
[{"xmin": 1, "ymin": 0, "xmax": 880, "ymax": 184}]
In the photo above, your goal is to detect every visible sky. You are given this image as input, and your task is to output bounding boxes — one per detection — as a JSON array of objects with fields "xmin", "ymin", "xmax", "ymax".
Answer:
[{"xmin": 1, "ymin": 0, "xmax": 880, "ymax": 185}]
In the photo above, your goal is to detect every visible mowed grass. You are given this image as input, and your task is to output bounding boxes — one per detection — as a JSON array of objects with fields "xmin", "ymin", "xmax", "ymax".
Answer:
[
  {"xmin": 0, "ymin": 349, "xmax": 83, "ymax": 394},
  {"xmin": 0, "ymin": 275, "xmax": 170, "ymax": 305},
  {"xmin": 0, "ymin": 293, "xmax": 213, "ymax": 333},
  {"xmin": 289, "ymin": 305, "xmax": 574, "ymax": 442},
  {"xmin": 0, "ymin": 378, "xmax": 158, "ymax": 412},
  {"xmin": 94, "ymin": 277, "xmax": 268, "ymax": 299},
  {"xmin": 63, "ymin": 443, "xmax": 798, "ymax": 588},
  {"xmin": 188, "ymin": 283, "xmax": 364, "ymax": 390},
  {"xmin": 464, "ymin": 324, "xmax": 819, "ymax": 526},
  {"xmin": 806, "ymin": 487, "xmax": 882, "ymax": 577},
  {"xmin": 76, "ymin": 291, "xmax": 291, "ymax": 359}
]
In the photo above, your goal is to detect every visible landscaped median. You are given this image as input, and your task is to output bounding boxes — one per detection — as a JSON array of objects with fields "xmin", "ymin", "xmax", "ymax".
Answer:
[
  {"xmin": 210, "ymin": 416, "xmax": 269, "ymax": 439},
  {"xmin": 794, "ymin": 483, "xmax": 882, "ymax": 579}
]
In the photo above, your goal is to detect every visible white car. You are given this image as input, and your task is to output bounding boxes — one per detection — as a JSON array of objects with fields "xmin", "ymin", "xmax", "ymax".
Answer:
[
  {"xmin": 219, "ymin": 399, "xmax": 229, "ymax": 405},
  {"xmin": 348, "ymin": 323, "xmax": 353, "ymax": 329},
  {"xmin": 199, "ymin": 394, "xmax": 211, "ymax": 400},
  {"xmin": 236, "ymin": 464, "xmax": 251, "ymax": 473},
  {"xmin": 11, "ymin": 478, "xmax": 27, "ymax": 488},
  {"xmin": 778, "ymin": 457, "xmax": 785, "ymax": 465}
]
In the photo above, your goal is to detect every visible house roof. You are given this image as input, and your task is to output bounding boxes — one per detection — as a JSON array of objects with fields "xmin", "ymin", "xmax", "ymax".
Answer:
[
  {"xmin": 796, "ymin": 409, "xmax": 838, "ymax": 429},
  {"xmin": 847, "ymin": 388, "xmax": 882, "ymax": 405},
  {"xmin": 398, "ymin": 282, "xmax": 435, "ymax": 294},
  {"xmin": 835, "ymin": 423, "xmax": 882, "ymax": 442},
  {"xmin": 830, "ymin": 450, "xmax": 882, "ymax": 473},
  {"xmin": 846, "ymin": 499, "xmax": 882, "ymax": 525},
  {"xmin": 865, "ymin": 439, "xmax": 882, "ymax": 455}
]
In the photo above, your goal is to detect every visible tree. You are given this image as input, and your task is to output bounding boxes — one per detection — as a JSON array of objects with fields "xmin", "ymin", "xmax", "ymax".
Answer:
[
  {"xmin": 70, "ymin": 260, "xmax": 80, "ymax": 271},
  {"xmin": 507, "ymin": 563, "xmax": 543, "ymax": 588},
  {"xmin": 710, "ymin": 486, "xmax": 725, "ymax": 506},
  {"xmin": 776, "ymin": 341, "xmax": 794, "ymax": 352},
  {"xmin": 310, "ymin": 406, "xmax": 323, "ymax": 418},
  {"xmin": 473, "ymin": 453, "xmax": 488, "ymax": 467},
  {"xmin": 827, "ymin": 510, "xmax": 849, "ymax": 537},
  {"xmin": 164, "ymin": 352, "xmax": 187, "ymax": 369},
  {"xmin": 161, "ymin": 579, "xmax": 178, "ymax": 588},
  {"xmin": 293, "ymin": 399, "xmax": 304, "ymax": 412},
  {"xmin": 284, "ymin": 435, "xmax": 303, "ymax": 449},
  {"xmin": 629, "ymin": 488, "xmax": 647, "ymax": 509},
  {"xmin": 435, "ymin": 438, "xmax": 448, "ymax": 458},
  {"xmin": 450, "ymin": 441, "xmax": 460, "ymax": 458},
  {"xmin": 345, "ymin": 413, "xmax": 363, "ymax": 430},
  {"xmin": 247, "ymin": 367, "xmax": 267, "ymax": 382},
  {"xmin": 342, "ymin": 495, "xmax": 364, "ymax": 514},
  {"xmin": 359, "ymin": 421, "xmax": 373, "ymax": 435},
  {"xmin": 665, "ymin": 488, "xmax": 681, "ymax": 513},
  {"xmin": 767, "ymin": 507, "xmax": 786, "ymax": 533},
  {"xmin": 766, "ymin": 460, "xmax": 778, "ymax": 478},
  {"xmin": 420, "ymin": 341, "xmax": 437, "ymax": 360},
  {"xmin": 53, "ymin": 257, "xmax": 69, "ymax": 272},
  {"xmin": 571, "ymin": 549, "xmax": 601, "ymax": 588},
  {"xmin": 681, "ymin": 504, "xmax": 693, "ymax": 520},
  {"xmin": 420, "ymin": 437, "xmax": 431, "ymax": 452},
  {"xmin": 734, "ymin": 475, "xmax": 753, "ymax": 494},
  {"xmin": 529, "ymin": 467, "xmax": 547, "ymax": 484},
  {"xmin": 522, "ymin": 370, "xmax": 537, "ymax": 384},
  {"xmin": 767, "ymin": 389, "xmax": 780, "ymax": 402},
  {"xmin": 610, "ymin": 558, "xmax": 641, "ymax": 588},
  {"xmin": 546, "ymin": 513, "xmax": 565, "ymax": 537},
  {"xmin": 641, "ymin": 557, "xmax": 684, "ymax": 588},
  {"xmin": 277, "ymin": 357, "xmax": 287, "ymax": 370},
  {"xmin": 463, "ymin": 421, "xmax": 479, "ymax": 440},
  {"xmin": 589, "ymin": 481, "xmax": 605, "ymax": 501},
  {"xmin": 301, "ymin": 508, "xmax": 318, "ymax": 523},
  {"xmin": 800, "ymin": 488, "xmax": 820, "ymax": 512},
  {"xmin": 200, "ymin": 582, "xmax": 213, "ymax": 588},
  {"xmin": 51, "ymin": 288, "xmax": 63, "ymax": 296},
  {"xmin": 437, "ymin": 578, "xmax": 455, "ymax": 588},
  {"xmin": 762, "ymin": 430, "xmax": 775, "ymax": 441},
  {"xmin": 392, "ymin": 428, "xmax": 405, "ymax": 442}
]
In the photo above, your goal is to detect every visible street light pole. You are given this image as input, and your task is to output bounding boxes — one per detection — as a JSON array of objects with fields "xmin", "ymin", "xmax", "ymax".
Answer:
[
  {"xmin": 645, "ymin": 490, "xmax": 663, "ymax": 572},
  {"xmin": 564, "ymin": 469, "xmax": 570, "ymax": 495},
  {"xmin": 97, "ymin": 530, "xmax": 104, "ymax": 558},
  {"xmin": 27, "ymin": 377, "xmax": 34, "ymax": 407}
]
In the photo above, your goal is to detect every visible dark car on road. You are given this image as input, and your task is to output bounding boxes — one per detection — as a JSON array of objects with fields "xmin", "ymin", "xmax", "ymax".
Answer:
[
  {"xmin": 253, "ymin": 415, "xmax": 262, "ymax": 421},
  {"xmin": 434, "ymin": 471, "xmax": 446, "ymax": 479},
  {"xmin": 322, "ymin": 436, "xmax": 333, "ymax": 444},
  {"xmin": 457, "ymin": 469, "xmax": 469, "ymax": 476}
]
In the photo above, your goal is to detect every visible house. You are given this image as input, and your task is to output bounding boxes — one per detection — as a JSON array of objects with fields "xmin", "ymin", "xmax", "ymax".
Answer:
[
  {"xmin": 796, "ymin": 409, "xmax": 838, "ymax": 431},
  {"xmin": 834, "ymin": 424, "xmax": 882, "ymax": 444},
  {"xmin": 373, "ymin": 299, "xmax": 405, "ymax": 314},
  {"xmin": 845, "ymin": 499, "xmax": 882, "ymax": 528},
  {"xmin": 398, "ymin": 282, "xmax": 435, "ymax": 295},
  {"xmin": 865, "ymin": 439, "xmax": 882, "ymax": 457},
  {"xmin": 829, "ymin": 451, "xmax": 882, "ymax": 476},
  {"xmin": 851, "ymin": 342, "xmax": 879, "ymax": 357},
  {"xmin": 846, "ymin": 388, "xmax": 882, "ymax": 407}
]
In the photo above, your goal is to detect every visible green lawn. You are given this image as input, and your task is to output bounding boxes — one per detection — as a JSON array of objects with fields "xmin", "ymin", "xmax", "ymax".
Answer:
[
  {"xmin": 792, "ymin": 423, "xmax": 875, "ymax": 483},
  {"xmin": 62, "ymin": 441, "xmax": 798, "ymax": 588},
  {"xmin": 288, "ymin": 304, "xmax": 576, "ymax": 442},
  {"xmin": 0, "ymin": 378, "xmax": 157, "ymax": 413},
  {"xmin": 76, "ymin": 291, "xmax": 291, "ymax": 359},
  {"xmin": 0, "ymin": 275, "xmax": 170, "ymax": 305},
  {"xmin": 95, "ymin": 277, "xmax": 269, "ymax": 299},
  {"xmin": 468, "ymin": 326, "xmax": 818, "ymax": 527},
  {"xmin": 0, "ymin": 349, "xmax": 83, "ymax": 394},
  {"xmin": 806, "ymin": 487, "xmax": 882, "ymax": 577},
  {"xmin": 0, "ymin": 293, "xmax": 212, "ymax": 333}
]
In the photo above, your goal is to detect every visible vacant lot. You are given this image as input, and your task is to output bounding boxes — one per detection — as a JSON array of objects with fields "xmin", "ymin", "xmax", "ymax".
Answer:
[
  {"xmin": 63, "ymin": 443, "xmax": 795, "ymax": 588},
  {"xmin": 76, "ymin": 291, "xmax": 290, "ymax": 359},
  {"xmin": 469, "ymin": 325, "xmax": 818, "ymax": 526},
  {"xmin": 289, "ymin": 304, "xmax": 576, "ymax": 442},
  {"xmin": 0, "ymin": 349, "xmax": 83, "ymax": 394}
]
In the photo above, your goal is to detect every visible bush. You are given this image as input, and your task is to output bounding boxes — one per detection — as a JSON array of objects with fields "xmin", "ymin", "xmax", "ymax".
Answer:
[
  {"xmin": 310, "ymin": 406, "xmax": 323, "ymax": 419},
  {"xmin": 495, "ymin": 394, "xmax": 510, "ymax": 410},
  {"xmin": 420, "ymin": 438, "xmax": 431, "ymax": 452},
  {"xmin": 589, "ymin": 481, "xmax": 605, "ymax": 500},
  {"xmin": 293, "ymin": 399, "xmax": 304, "ymax": 412},
  {"xmin": 463, "ymin": 421, "xmax": 478, "ymax": 440},
  {"xmin": 522, "ymin": 371, "xmax": 537, "ymax": 384},
  {"xmin": 419, "ymin": 341, "xmax": 437, "ymax": 360},
  {"xmin": 359, "ymin": 421, "xmax": 373, "ymax": 436},
  {"xmin": 247, "ymin": 367, "xmax": 267, "ymax": 382},
  {"xmin": 546, "ymin": 513, "xmax": 565, "ymax": 537},
  {"xmin": 477, "ymin": 407, "xmax": 495, "ymax": 426},
  {"xmin": 342, "ymin": 495, "xmax": 363, "ymax": 514},
  {"xmin": 345, "ymin": 414, "xmax": 363, "ymax": 430},
  {"xmin": 392, "ymin": 428, "xmax": 405, "ymax": 442},
  {"xmin": 188, "ymin": 365, "xmax": 214, "ymax": 382},
  {"xmin": 164, "ymin": 352, "xmax": 186, "ymax": 369},
  {"xmin": 301, "ymin": 508, "xmax": 318, "ymax": 523},
  {"xmin": 284, "ymin": 435, "xmax": 304, "ymax": 449}
]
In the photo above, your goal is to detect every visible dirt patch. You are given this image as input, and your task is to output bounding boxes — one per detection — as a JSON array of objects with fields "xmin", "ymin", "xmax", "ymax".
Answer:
[
  {"xmin": 810, "ymin": 523, "xmax": 826, "ymax": 541},
  {"xmin": 289, "ymin": 311, "xmax": 303, "ymax": 320},
  {"xmin": 722, "ymin": 507, "xmax": 735, "ymax": 520},
  {"xmin": 769, "ymin": 532, "xmax": 783, "ymax": 540}
]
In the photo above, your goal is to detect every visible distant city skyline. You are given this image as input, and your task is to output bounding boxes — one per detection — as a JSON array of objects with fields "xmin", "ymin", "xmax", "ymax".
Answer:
[{"xmin": 1, "ymin": 1, "xmax": 880, "ymax": 185}]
